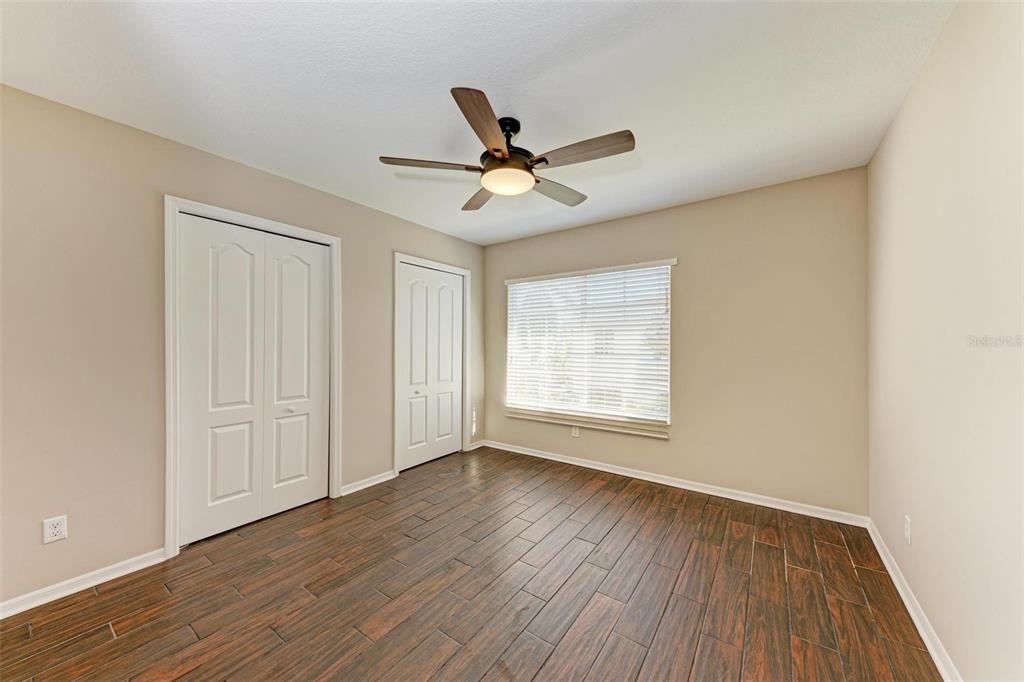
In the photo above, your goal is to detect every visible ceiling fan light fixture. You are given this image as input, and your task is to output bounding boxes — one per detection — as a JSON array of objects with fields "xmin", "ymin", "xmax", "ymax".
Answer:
[
  {"xmin": 480, "ymin": 167, "xmax": 535, "ymax": 196},
  {"xmin": 380, "ymin": 88, "xmax": 634, "ymax": 210}
]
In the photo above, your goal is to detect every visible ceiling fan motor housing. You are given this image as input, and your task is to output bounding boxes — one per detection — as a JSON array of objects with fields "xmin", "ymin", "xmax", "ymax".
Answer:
[
  {"xmin": 480, "ymin": 117, "xmax": 535, "ymax": 181},
  {"xmin": 480, "ymin": 147, "xmax": 535, "ymax": 177},
  {"xmin": 479, "ymin": 123, "xmax": 537, "ymax": 195}
]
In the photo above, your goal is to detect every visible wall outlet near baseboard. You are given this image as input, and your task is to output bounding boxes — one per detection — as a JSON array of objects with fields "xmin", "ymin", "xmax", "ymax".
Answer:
[
  {"xmin": 43, "ymin": 515, "xmax": 68, "ymax": 544},
  {"xmin": 903, "ymin": 515, "xmax": 912, "ymax": 545},
  {"xmin": 571, "ymin": 426, "xmax": 580, "ymax": 438}
]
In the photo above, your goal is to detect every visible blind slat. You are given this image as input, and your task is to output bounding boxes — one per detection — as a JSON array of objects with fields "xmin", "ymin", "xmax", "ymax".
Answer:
[{"xmin": 506, "ymin": 264, "xmax": 671, "ymax": 424}]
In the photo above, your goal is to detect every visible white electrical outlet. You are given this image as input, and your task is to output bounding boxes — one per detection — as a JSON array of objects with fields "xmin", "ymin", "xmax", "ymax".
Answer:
[
  {"xmin": 571, "ymin": 426, "xmax": 580, "ymax": 438},
  {"xmin": 43, "ymin": 515, "xmax": 68, "ymax": 544},
  {"xmin": 903, "ymin": 515, "xmax": 912, "ymax": 545},
  {"xmin": 471, "ymin": 409, "xmax": 477, "ymax": 436}
]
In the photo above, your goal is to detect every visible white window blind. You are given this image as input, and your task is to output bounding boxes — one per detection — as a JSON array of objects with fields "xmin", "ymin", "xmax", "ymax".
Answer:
[{"xmin": 506, "ymin": 263, "xmax": 671, "ymax": 425}]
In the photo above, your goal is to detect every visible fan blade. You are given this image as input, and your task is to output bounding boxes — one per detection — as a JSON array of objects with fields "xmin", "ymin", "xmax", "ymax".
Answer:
[
  {"xmin": 380, "ymin": 156, "xmax": 481, "ymax": 172},
  {"xmin": 531, "ymin": 130, "xmax": 635, "ymax": 169},
  {"xmin": 451, "ymin": 88, "xmax": 509, "ymax": 159},
  {"xmin": 462, "ymin": 187, "xmax": 493, "ymax": 211},
  {"xmin": 533, "ymin": 177, "xmax": 587, "ymax": 206}
]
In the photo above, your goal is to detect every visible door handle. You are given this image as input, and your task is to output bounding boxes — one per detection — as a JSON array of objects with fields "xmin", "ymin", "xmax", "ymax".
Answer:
[
  {"xmin": 413, "ymin": 390, "xmax": 422, "ymax": 395},
  {"xmin": 285, "ymin": 406, "xmax": 297, "ymax": 413}
]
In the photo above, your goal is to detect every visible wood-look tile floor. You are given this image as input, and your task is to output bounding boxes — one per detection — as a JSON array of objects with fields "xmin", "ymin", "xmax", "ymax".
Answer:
[{"xmin": 1, "ymin": 447, "xmax": 942, "ymax": 681}]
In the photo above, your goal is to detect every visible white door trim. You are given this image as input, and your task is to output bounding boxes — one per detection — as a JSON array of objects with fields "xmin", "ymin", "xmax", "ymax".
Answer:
[
  {"xmin": 164, "ymin": 196, "xmax": 343, "ymax": 558},
  {"xmin": 393, "ymin": 252, "xmax": 472, "ymax": 472}
]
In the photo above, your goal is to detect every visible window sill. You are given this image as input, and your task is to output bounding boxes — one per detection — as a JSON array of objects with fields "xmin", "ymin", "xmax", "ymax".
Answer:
[{"xmin": 504, "ymin": 408, "xmax": 669, "ymax": 440}]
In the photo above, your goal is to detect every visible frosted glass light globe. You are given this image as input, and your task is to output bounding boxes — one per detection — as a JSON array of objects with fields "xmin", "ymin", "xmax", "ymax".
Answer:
[{"xmin": 481, "ymin": 167, "xmax": 535, "ymax": 196}]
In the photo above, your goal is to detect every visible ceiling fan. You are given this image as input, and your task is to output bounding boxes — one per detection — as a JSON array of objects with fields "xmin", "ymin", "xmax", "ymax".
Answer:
[{"xmin": 380, "ymin": 87, "xmax": 636, "ymax": 211}]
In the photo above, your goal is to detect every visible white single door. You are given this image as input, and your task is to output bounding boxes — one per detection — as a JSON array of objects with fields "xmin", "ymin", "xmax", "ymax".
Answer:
[
  {"xmin": 178, "ymin": 214, "xmax": 329, "ymax": 544},
  {"xmin": 395, "ymin": 261, "xmax": 463, "ymax": 470}
]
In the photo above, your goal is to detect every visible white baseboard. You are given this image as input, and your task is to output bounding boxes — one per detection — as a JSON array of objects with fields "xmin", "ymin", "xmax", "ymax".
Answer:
[
  {"xmin": 463, "ymin": 441, "xmax": 487, "ymax": 451},
  {"xmin": 5, "ymin": 469, "xmax": 399, "ymax": 620},
  {"xmin": 0, "ymin": 548, "xmax": 165, "ymax": 619},
  {"xmin": 867, "ymin": 521, "xmax": 961, "ymax": 681},
  {"xmin": 480, "ymin": 440, "xmax": 869, "ymax": 527},
  {"xmin": 338, "ymin": 469, "xmax": 398, "ymax": 496}
]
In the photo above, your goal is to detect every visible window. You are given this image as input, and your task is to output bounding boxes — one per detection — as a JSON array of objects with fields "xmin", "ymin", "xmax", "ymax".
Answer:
[{"xmin": 505, "ymin": 260, "xmax": 673, "ymax": 436}]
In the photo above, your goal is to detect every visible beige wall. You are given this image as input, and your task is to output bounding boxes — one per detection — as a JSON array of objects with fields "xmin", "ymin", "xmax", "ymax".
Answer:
[
  {"xmin": 0, "ymin": 86, "xmax": 484, "ymax": 600},
  {"xmin": 867, "ymin": 3, "xmax": 1023, "ymax": 680},
  {"xmin": 484, "ymin": 169, "xmax": 868, "ymax": 514}
]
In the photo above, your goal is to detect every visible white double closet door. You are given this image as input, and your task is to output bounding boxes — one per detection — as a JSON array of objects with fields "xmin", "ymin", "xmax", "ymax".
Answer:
[{"xmin": 178, "ymin": 214, "xmax": 329, "ymax": 545}]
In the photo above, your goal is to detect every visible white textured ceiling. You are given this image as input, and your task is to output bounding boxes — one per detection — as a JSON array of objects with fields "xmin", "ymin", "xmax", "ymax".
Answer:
[{"xmin": 1, "ymin": 2, "xmax": 952, "ymax": 245}]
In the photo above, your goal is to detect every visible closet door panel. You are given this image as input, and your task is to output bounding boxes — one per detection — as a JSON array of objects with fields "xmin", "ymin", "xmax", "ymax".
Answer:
[
  {"xmin": 178, "ymin": 214, "xmax": 266, "ymax": 544},
  {"xmin": 261, "ymin": 232, "xmax": 330, "ymax": 516}
]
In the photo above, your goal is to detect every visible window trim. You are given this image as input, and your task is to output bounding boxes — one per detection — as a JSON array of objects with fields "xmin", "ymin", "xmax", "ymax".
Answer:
[
  {"xmin": 504, "ymin": 258, "xmax": 677, "ymax": 286},
  {"xmin": 504, "ymin": 407, "xmax": 670, "ymax": 439},
  {"xmin": 504, "ymin": 258, "xmax": 675, "ymax": 436}
]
